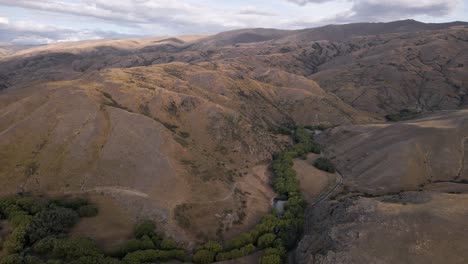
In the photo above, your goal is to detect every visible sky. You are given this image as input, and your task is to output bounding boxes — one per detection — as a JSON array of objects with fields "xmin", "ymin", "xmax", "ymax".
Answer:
[{"xmin": 0, "ymin": 0, "xmax": 467, "ymax": 45}]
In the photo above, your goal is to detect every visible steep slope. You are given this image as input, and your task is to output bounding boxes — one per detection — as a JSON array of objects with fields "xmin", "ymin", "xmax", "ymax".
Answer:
[
  {"xmin": 296, "ymin": 111, "xmax": 468, "ymax": 263},
  {"xmin": 318, "ymin": 110, "xmax": 468, "ymax": 194},
  {"xmin": 0, "ymin": 59, "xmax": 369, "ymax": 244},
  {"xmin": 297, "ymin": 192, "xmax": 468, "ymax": 264}
]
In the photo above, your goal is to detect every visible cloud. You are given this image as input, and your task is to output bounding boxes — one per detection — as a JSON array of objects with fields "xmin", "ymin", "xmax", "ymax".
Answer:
[
  {"xmin": 285, "ymin": 0, "xmax": 334, "ymax": 6},
  {"xmin": 238, "ymin": 7, "xmax": 277, "ymax": 16},
  {"xmin": 0, "ymin": 0, "xmax": 463, "ymax": 45},
  {"xmin": 0, "ymin": 0, "xmax": 277, "ymax": 32},
  {"xmin": 0, "ymin": 18, "xmax": 138, "ymax": 45},
  {"xmin": 350, "ymin": 0, "xmax": 460, "ymax": 21},
  {"xmin": 0, "ymin": 16, "xmax": 8, "ymax": 25},
  {"xmin": 285, "ymin": 0, "xmax": 461, "ymax": 22}
]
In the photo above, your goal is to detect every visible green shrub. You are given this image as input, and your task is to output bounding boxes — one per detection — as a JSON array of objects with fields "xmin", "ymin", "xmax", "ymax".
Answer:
[
  {"xmin": 224, "ymin": 233, "xmax": 254, "ymax": 251},
  {"xmin": 34, "ymin": 236, "xmax": 102, "ymax": 260},
  {"xmin": 3, "ymin": 223, "xmax": 28, "ymax": 253},
  {"xmin": 0, "ymin": 254, "xmax": 22, "ymax": 264},
  {"xmin": 123, "ymin": 250, "xmax": 159, "ymax": 264},
  {"xmin": 24, "ymin": 256, "xmax": 46, "ymax": 264},
  {"xmin": 263, "ymin": 246, "xmax": 286, "ymax": 258},
  {"xmin": 202, "ymin": 241, "xmax": 223, "ymax": 253},
  {"xmin": 134, "ymin": 220, "xmax": 156, "ymax": 238},
  {"xmin": 114, "ymin": 236, "xmax": 156, "ymax": 257},
  {"xmin": 160, "ymin": 238, "xmax": 178, "ymax": 250},
  {"xmin": 385, "ymin": 109, "xmax": 419, "ymax": 122},
  {"xmin": 192, "ymin": 249, "xmax": 215, "ymax": 264},
  {"xmin": 257, "ymin": 233, "xmax": 276, "ymax": 248},
  {"xmin": 50, "ymin": 197, "xmax": 88, "ymax": 210},
  {"xmin": 27, "ymin": 207, "xmax": 79, "ymax": 243},
  {"xmin": 314, "ymin": 157, "xmax": 336, "ymax": 173},
  {"xmin": 259, "ymin": 254, "xmax": 282, "ymax": 264},
  {"xmin": 69, "ymin": 256, "xmax": 121, "ymax": 264}
]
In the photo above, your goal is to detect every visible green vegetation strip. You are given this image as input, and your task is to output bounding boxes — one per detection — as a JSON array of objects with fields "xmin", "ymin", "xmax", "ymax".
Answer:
[{"xmin": 0, "ymin": 128, "xmax": 326, "ymax": 264}]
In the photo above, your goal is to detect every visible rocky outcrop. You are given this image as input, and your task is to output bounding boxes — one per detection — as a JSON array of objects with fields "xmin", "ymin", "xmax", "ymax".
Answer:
[{"xmin": 296, "ymin": 192, "xmax": 468, "ymax": 264}]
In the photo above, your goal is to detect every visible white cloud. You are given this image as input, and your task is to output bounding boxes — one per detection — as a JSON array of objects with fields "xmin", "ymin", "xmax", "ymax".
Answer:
[
  {"xmin": 0, "ymin": 18, "xmax": 138, "ymax": 45},
  {"xmin": 0, "ymin": 0, "xmax": 464, "ymax": 45},
  {"xmin": 0, "ymin": 16, "xmax": 9, "ymax": 25}
]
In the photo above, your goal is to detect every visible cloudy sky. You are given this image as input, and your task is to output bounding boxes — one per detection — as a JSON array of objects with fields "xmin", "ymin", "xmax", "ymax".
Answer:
[{"xmin": 0, "ymin": 0, "xmax": 467, "ymax": 45}]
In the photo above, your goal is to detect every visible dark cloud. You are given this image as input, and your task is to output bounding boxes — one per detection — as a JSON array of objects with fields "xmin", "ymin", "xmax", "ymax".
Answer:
[
  {"xmin": 286, "ymin": 0, "xmax": 460, "ymax": 22},
  {"xmin": 350, "ymin": 0, "xmax": 459, "ymax": 21}
]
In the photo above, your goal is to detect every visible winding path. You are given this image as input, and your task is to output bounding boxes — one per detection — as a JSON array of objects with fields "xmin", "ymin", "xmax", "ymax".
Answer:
[
  {"xmin": 309, "ymin": 170, "xmax": 343, "ymax": 207},
  {"xmin": 64, "ymin": 186, "xmax": 149, "ymax": 198},
  {"xmin": 457, "ymin": 136, "xmax": 467, "ymax": 179}
]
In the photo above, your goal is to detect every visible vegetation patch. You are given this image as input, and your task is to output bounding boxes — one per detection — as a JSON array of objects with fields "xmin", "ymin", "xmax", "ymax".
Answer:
[
  {"xmin": 101, "ymin": 91, "xmax": 132, "ymax": 112},
  {"xmin": 314, "ymin": 157, "xmax": 336, "ymax": 173},
  {"xmin": 0, "ymin": 196, "xmax": 187, "ymax": 264},
  {"xmin": 385, "ymin": 109, "xmax": 420, "ymax": 122}
]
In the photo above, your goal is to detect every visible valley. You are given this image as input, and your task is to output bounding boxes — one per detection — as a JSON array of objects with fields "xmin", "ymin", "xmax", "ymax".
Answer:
[{"xmin": 0, "ymin": 19, "xmax": 467, "ymax": 263}]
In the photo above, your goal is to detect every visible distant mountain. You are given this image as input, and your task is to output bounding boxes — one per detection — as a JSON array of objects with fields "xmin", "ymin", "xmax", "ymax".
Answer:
[{"xmin": 0, "ymin": 45, "xmax": 37, "ymax": 57}]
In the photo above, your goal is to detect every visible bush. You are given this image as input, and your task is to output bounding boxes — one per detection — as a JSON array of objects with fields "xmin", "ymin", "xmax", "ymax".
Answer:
[
  {"xmin": 202, "ymin": 241, "xmax": 223, "ymax": 253},
  {"xmin": 192, "ymin": 249, "xmax": 215, "ymax": 264},
  {"xmin": 24, "ymin": 256, "xmax": 46, "ymax": 264},
  {"xmin": 224, "ymin": 233, "xmax": 254, "ymax": 251},
  {"xmin": 77, "ymin": 205, "xmax": 98, "ymax": 217},
  {"xmin": 123, "ymin": 250, "xmax": 159, "ymax": 264},
  {"xmin": 69, "ymin": 256, "xmax": 121, "ymax": 264},
  {"xmin": 50, "ymin": 197, "xmax": 88, "ymax": 210},
  {"xmin": 114, "ymin": 236, "xmax": 156, "ymax": 257},
  {"xmin": 134, "ymin": 220, "xmax": 155, "ymax": 239},
  {"xmin": 0, "ymin": 254, "xmax": 22, "ymax": 264},
  {"xmin": 385, "ymin": 109, "xmax": 419, "ymax": 122},
  {"xmin": 160, "ymin": 238, "xmax": 178, "ymax": 250},
  {"xmin": 27, "ymin": 207, "xmax": 79, "ymax": 243},
  {"xmin": 259, "ymin": 254, "xmax": 282, "ymax": 264},
  {"xmin": 34, "ymin": 236, "xmax": 102, "ymax": 260},
  {"xmin": 314, "ymin": 157, "xmax": 336, "ymax": 173},
  {"xmin": 3, "ymin": 223, "xmax": 28, "ymax": 253},
  {"xmin": 257, "ymin": 233, "xmax": 276, "ymax": 248}
]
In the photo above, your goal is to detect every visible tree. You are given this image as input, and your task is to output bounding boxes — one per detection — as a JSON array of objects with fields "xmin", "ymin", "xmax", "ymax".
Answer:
[
  {"xmin": 257, "ymin": 233, "xmax": 276, "ymax": 248},
  {"xmin": 202, "ymin": 241, "xmax": 223, "ymax": 253},
  {"xmin": 134, "ymin": 220, "xmax": 155, "ymax": 238},
  {"xmin": 0, "ymin": 254, "xmax": 22, "ymax": 264},
  {"xmin": 27, "ymin": 207, "xmax": 79, "ymax": 243},
  {"xmin": 192, "ymin": 249, "xmax": 215, "ymax": 264},
  {"xmin": 50, "ymin": 197, "xmax": 88, "ymax": 210},
  {"xmin": 3, "ymin": 223, "xmax": 28, "ymax": 253},
  {"xmin": 259, "ymin": 254, "xmax": 282, "ymax": 264},
  {"xmin": 314, "ymin": 157, "xmax": 336, "ymax": 173},
  {"xmin": 160, "ymin": 238, "xmax": 178, "ymax": 250}
]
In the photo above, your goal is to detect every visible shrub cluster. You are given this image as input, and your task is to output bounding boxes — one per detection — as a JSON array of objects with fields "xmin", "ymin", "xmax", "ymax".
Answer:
[
  {"xmin": 314, "ymin": 157, "xmax": 336, "ymax": 173},
  {"xmin": 0, "ymin": 196, "xmax": 185, "ymax": 264},
  {"xmin": 385, "ymin": 109, "xmax": 419, "ymax": 122},
  {"xmin": 0, "ymin": 196, "xmax": 103, "ymax": 264},
  {"xmin": 111, "ymin": 220, "xmax": 186, "ymax": 263}
]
